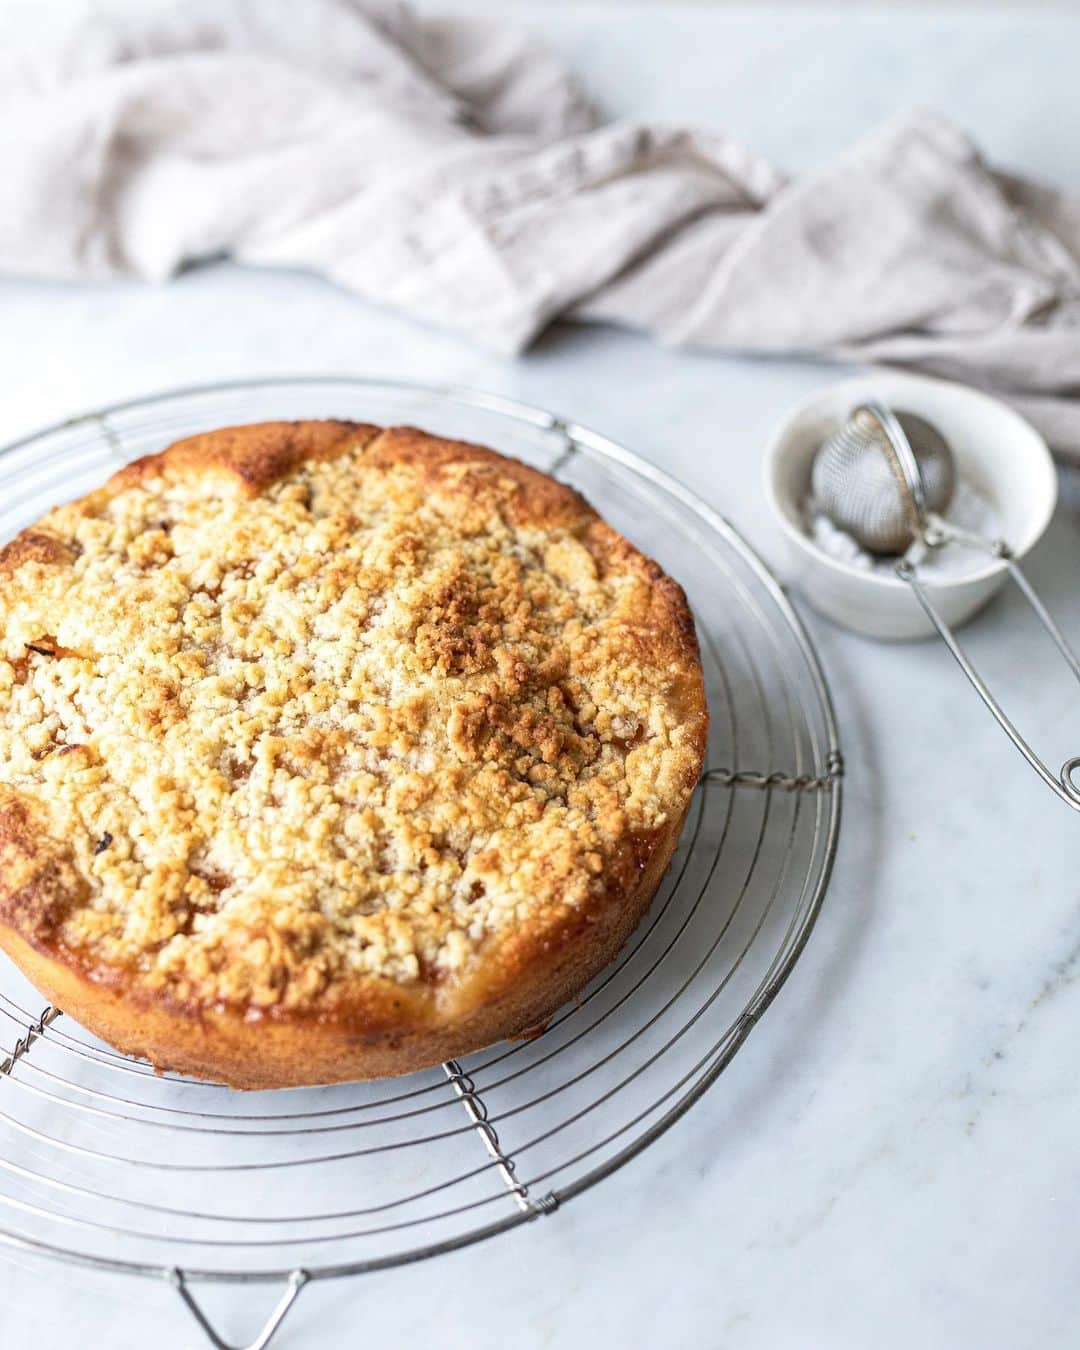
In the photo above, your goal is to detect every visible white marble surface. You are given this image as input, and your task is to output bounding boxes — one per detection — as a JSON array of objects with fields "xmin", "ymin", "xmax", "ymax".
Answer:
[{"xmin": 2, "ymin": 4, "xmax": 1080, "ymax": 1347}]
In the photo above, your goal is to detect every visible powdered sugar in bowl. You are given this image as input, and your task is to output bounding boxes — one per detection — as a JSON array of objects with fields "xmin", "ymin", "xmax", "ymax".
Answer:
[{"xmin": 763, "ymin": 373, "xmax": 1057, "ymax": 640}]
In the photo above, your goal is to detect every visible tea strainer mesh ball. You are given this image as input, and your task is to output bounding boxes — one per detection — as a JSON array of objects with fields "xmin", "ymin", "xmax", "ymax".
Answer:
[{"xmin": 811, "ymin": 405, "xmax": 956, "ymax": 554}]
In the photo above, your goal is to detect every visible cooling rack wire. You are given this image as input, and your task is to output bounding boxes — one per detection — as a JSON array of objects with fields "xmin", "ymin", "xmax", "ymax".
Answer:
[{"xmin": 0, "ymin": 378, "xmax": 842, "ymax": 1349}]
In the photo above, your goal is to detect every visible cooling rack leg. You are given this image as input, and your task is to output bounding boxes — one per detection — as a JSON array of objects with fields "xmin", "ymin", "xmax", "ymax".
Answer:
[{"xmin": 169, "ymin": 1269, "xmax": 309, "ymax": 1350}]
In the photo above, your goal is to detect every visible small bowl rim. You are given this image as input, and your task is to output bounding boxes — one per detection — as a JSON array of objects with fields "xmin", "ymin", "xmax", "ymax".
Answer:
[{"xmin": 763, "ymin": 373, "xmax": 1058, "ymax": 594}]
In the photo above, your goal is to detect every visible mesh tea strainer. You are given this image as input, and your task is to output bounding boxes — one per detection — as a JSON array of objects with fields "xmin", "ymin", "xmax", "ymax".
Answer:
[{"xmin": 814, "ymin": 400, "xmax": 1080, "ymax": 810}]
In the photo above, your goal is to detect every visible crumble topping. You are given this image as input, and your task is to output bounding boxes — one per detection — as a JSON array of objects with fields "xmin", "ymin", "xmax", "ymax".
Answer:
[{"xmin": 0, "ymin": 426, "xmax": 705, "ymax": 1013}]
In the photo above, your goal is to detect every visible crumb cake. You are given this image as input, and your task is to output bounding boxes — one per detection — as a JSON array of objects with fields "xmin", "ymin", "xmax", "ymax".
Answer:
[{"xmin": 0, "ymin": 421, "xmax": 708, "ymax": 1087}]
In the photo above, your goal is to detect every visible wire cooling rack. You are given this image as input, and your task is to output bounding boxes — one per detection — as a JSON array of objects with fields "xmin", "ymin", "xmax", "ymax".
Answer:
[{"xmin": 0, "ymin": 377, "xmax": 842, "ymax": 1349}]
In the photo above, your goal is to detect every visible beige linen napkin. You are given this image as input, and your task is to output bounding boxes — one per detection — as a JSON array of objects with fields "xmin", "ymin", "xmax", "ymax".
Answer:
[{"xmin": 2, "ymin": 0, "xmax": 1078, "ymax": 453}]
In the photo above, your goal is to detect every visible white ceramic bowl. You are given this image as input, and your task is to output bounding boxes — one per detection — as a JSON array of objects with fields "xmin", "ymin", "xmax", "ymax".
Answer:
[{"xmin": 763, "ymin": 372, "xmax": 1058, "ymax": 640}]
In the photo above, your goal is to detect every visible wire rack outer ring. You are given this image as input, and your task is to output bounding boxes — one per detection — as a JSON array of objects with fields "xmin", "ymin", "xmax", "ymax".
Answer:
[{"xmin": 0, "ymin": 377, "xmax": 842, "ymax": 1344}]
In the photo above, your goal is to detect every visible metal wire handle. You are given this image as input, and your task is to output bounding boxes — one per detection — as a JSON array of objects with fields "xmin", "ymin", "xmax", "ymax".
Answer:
[
  {"xmin": 858, "ymin": 402, "xmax": 1080, "ymax": 812},
  {"xmin": 171, "ymin": 1269, "xmax": 309, "ymax": 1350}
]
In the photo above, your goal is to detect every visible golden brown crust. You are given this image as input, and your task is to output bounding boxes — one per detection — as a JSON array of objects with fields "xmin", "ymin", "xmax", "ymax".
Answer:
[
  {"xmin": 0, "ymin": 530, "xmax": 76, "ymax": 573},
  {"xmin": 0, "ymin": 420, "xmax": 707, "ymax": 1086},
  {"xmin": 111, "ymin": 419, "xmax": 383, "ymax": 498},
  {"xmin": 0, "ymin": 803, "xmax": 690, "ymax": 1087}
]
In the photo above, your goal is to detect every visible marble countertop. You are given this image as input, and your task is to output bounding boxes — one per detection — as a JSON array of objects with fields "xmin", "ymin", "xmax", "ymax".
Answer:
[{"xmin": 2, "ymin": 5, "xmax": 1079, "ymax": 1347}]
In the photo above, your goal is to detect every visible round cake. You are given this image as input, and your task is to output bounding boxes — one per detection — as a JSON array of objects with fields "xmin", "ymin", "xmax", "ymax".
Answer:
[{"xmin": 0, "ymin": 420, "xmax": 707, "ymax": 1087}]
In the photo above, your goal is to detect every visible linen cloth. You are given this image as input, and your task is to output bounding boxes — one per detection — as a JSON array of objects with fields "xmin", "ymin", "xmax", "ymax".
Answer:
[{"xmin": 2, "ymin": 0, "xmax": 1078, "ymax": 454}]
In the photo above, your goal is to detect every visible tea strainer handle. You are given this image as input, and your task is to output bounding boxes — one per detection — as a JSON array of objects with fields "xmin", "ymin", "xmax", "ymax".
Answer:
[{"xmin": 856, "ymin": 400, "xmax": 932, "ymax": 541}]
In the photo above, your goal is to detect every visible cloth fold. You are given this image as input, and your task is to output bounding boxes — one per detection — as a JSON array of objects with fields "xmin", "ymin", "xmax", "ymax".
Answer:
[{"xmin": 2, "ymin": 0, "xmax": 1078, "ymax": 454}]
